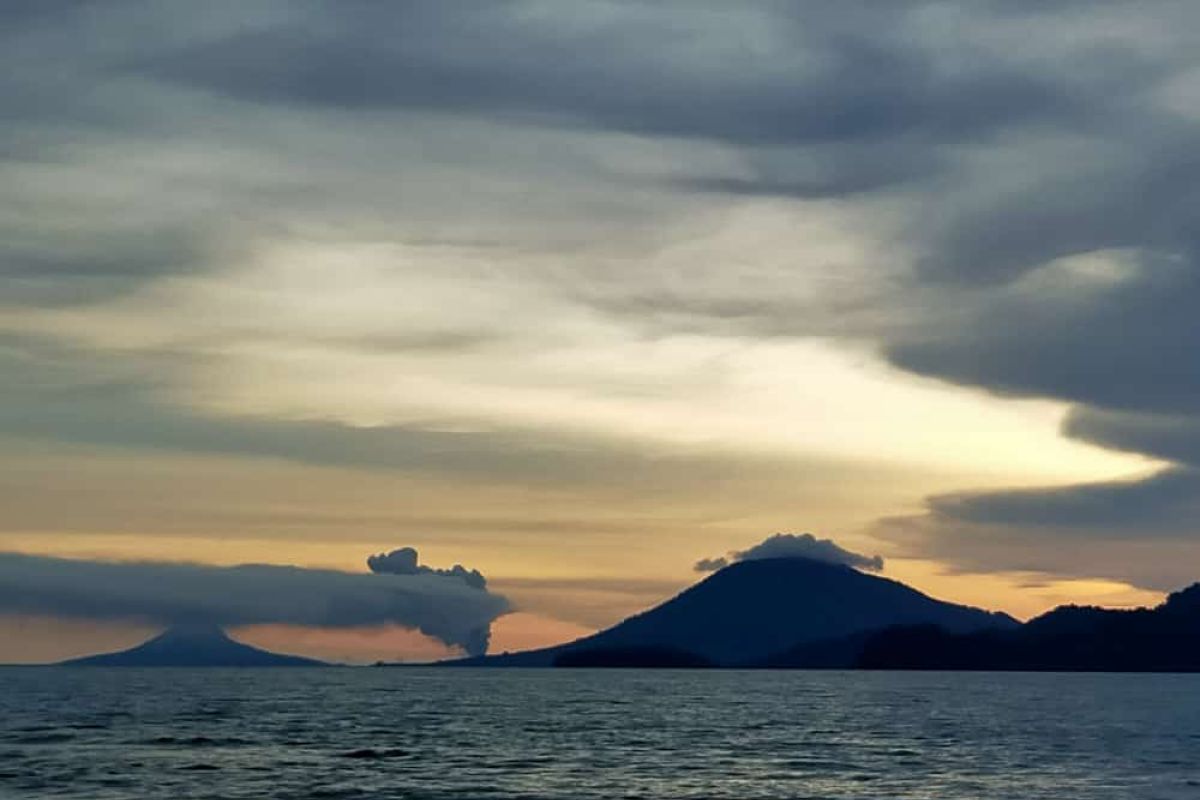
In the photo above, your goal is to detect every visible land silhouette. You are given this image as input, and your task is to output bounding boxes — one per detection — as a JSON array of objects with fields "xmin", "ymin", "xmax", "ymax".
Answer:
[
  {"xmin": 62, "ymin": 623, "xmax": 325, "ymax": 667},
  {"xmin": 59, "ymin": 558, "xmax": 1200, "ymax": 672},
  {"xmin": 853, "ymin": 582, "xmax": 1200, "ymax": 672},
  {"xmin": 449, "ymin": 557, "xmax": 1017, "ymax": 667}
]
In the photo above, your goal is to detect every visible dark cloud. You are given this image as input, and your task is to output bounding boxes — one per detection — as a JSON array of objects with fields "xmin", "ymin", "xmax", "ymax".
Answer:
[
  {"xmin": 0, "ymin": 1, "xmax": 92, "ymax": 29},
  {"xmin": 877, "ymin": 155, "xmax": 1200, "ymax": 585},
  {"xmin": 139, "ymin": 2, "xmax": 1082, "ymax": 147},
  {"xmin": 912, "ymin": 145, "xmax": 1200, "ymax": 286},
  {"xmin": 674, "ymin": 133, "xmax": 947, "ymax": 201},
  {"xmin": 1065, "ymin": 408, "xmax": 1200, "ymax": 467},
  {"xmin": 888, "ymin": 251, "xmax": 1200, "ymax": 414},
  {"xmin": 927, "ymin": 469, "xmax": 1200, "ymax": 533},
  {"xmin": 881, "ymin": 509, "xmax": 1200, "ymax": 594},
  {"xmin": 112, "ymin": 0, "xmax": 1181, "ymax": 253},
  {"xmin": 367, "ymin": 547, "xmax": 486, "ymax": 590},
  {"xmin": 0, "ymin": 229, "xmax": 213, "ymax": 307},
  {"xmin": 695, "ymin": 533, "xmax": 883, "ymax": 573},
  {"xmin": 693, "ymin": 557, "xmax": 729, "ymax": 573},
  {"xmin": 0, "ymin": 551, "xmax": 509, "ymax": 655}
]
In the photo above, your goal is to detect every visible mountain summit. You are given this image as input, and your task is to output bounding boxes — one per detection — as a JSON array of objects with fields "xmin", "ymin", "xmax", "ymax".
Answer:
[
  {"xmin": 61, "ymin": 624, "xmax": 326, "ymax": 667},
  {"xmin": 455, "ymin": 557, "xmax": 1017, "ymax": 667}
]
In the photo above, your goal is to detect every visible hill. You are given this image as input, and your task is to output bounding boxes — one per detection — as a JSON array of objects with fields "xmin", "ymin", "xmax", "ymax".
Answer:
[
  {"xmin": 61, "ymin": 624, "xmax": 327, "ymax": 667},
  {"xmin": 450, "ymin": 557, "xmax": 1016, "ymax": 667},
  {"xmin": 855, "ymin": 583, "xmax": 1200, "ymax": 672}
]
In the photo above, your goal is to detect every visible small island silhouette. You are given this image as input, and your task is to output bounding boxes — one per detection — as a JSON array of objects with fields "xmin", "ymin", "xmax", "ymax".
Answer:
[{"xmin": 62, "ymin": 624, "xmax": 325, "ymax": 667}]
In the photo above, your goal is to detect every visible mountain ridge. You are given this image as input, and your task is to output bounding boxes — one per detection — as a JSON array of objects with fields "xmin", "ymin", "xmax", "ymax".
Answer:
[{"xmin": 855, "ymin": 581, "xmax": 1200, "ymax": 672}]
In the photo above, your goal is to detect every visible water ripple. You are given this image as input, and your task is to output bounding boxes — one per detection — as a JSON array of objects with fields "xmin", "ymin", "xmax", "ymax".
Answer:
[{"xmin": 0, "ymin": 668, "xmax": 1198, "ymax": 799}]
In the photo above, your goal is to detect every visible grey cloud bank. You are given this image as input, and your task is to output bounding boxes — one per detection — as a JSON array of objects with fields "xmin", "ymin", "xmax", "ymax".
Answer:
[
  {"xmin": 0, "ymin": 551, "xmax": 508, "ymax": 656},
  {"xmin": 140, "ymin": 2, "xmax": 1077, "ymax": 146}
]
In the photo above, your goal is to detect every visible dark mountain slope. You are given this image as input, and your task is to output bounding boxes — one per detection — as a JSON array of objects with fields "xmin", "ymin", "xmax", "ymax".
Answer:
[
  {"xmin": 61, "ymin": 624, "xmax": 327, "ymax": 667},
  {"xmin": 453, "ymin": 557, "xmax": 1016, "ymax": 667},
  {"xmin": 856, "ymin": 583, "xmax": 1200, "ymax": 672}
]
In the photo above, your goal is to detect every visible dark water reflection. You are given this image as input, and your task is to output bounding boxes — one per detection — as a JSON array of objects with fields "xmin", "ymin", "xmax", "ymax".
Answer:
[{"xmin": 1, "ymin": 667, "xmax": 1198, "ymax": 798}]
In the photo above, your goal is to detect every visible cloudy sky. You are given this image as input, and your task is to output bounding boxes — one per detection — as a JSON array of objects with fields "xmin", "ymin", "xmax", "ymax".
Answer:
[{"xmin": 4, "ymin": 0, "xmax": 1199, "ymax": 662}]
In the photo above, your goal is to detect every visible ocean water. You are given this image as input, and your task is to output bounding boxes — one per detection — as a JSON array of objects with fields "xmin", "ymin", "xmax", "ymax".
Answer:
[{"xmin": 1, "ymin": 668, "xmax": 1198, "ymax": 799}]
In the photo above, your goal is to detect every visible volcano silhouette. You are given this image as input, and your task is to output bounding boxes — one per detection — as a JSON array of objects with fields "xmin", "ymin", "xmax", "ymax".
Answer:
[
  {"xmin": 61, "ymin": 624, "xmax": 326, "ymax": 667},
  {"xmin": 451, "ymin": 557, "xmax": 1017, "ymax": 667}
]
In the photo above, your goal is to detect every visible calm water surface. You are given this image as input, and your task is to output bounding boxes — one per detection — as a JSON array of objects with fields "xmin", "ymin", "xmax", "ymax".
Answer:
[{"xmin": 2, "ymin": 668, "xmax": 1198, "ymax": 799}]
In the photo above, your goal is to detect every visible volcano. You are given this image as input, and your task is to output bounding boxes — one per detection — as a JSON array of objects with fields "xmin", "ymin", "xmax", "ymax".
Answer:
[
  {"xmin": 452, "ymin": 557, "xmax": 1016, "ymax": 667},
  {"xmin": 61, "ymin": 624, "xmax": 327, "ymax": 667}
]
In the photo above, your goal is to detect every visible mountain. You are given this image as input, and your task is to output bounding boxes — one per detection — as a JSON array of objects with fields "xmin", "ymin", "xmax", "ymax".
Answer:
[
  {"xmin": 61, "ymin": 624, "xmax": 327, "ymax": 667},
  {"xmin": 451, "ymin": 557, "xmax": 1017, "ymax": 667},
  {"xmin": 855, "ymin": 582, "xmax": 1200, "ymax": 672}
]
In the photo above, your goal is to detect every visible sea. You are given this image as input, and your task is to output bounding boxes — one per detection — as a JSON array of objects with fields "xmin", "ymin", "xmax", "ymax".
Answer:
[{"xmin": 1, "ymin": 668, "xmax": 1198, "ymax": 799}]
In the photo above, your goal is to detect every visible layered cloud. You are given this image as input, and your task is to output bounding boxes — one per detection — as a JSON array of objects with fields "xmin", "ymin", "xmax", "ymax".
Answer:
[
  {"xmin": 696, "ymin": 533, "xmax": 883, "ymax": 574},
  {"xmin": 2, "ymin": 0, "xmax": 1200, "ymax": 602},
  {"xmin": 0, "ymin": 551, "xmax": 508, "ymax": 656}
]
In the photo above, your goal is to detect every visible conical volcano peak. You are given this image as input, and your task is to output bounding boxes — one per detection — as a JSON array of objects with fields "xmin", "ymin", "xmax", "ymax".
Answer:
[
  {"xmin": 454, "ymin": 554, "xmax": 1016, "ymax": 667},
  {"xmin": 62, "ymin": 624, "xmax": 326, "ymax": 667}
]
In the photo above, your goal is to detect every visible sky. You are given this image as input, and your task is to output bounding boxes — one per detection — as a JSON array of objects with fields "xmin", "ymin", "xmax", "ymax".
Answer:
[{"xmin": 3, "ymin": 0, "xmax": 1199, "ymax": 663}]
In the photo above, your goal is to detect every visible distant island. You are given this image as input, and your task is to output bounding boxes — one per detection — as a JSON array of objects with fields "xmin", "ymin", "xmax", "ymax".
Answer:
[{"xmin": 61, "ymin": 624, "xmax": 326, "ymax": 667}]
